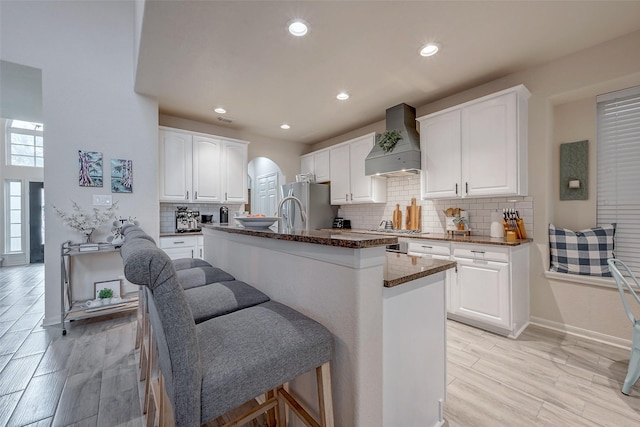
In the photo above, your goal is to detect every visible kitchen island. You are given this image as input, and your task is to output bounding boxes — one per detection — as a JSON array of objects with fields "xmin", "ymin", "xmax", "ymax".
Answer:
[{"xmin": 202, "ymin": 224, "xmax": 455, "ymax": 427}]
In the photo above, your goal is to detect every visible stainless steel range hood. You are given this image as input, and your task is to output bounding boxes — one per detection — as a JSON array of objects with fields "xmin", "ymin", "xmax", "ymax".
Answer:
[{"xmin": 365, "ymin": 103, "xmax": 421, "ymax": 176}]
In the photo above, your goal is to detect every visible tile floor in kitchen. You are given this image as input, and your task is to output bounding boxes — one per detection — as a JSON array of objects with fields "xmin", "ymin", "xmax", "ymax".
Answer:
[{"xmin": 0, "ymin": 264, "xmax": 639, "ymax": 426}]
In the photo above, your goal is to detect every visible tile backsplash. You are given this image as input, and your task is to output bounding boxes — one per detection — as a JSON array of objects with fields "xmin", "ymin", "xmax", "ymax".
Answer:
[{"xmin": 337, "ymin": 175, "xmax": 534, "ymax": 236}]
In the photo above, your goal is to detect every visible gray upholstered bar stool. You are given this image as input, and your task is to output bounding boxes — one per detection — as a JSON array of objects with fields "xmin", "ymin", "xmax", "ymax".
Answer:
[{"xmin": 121, "ymin": 233, "xmax": 334, "ymax": 427}]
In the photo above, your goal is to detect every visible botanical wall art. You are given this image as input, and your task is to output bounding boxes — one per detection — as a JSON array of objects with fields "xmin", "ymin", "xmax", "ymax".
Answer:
[
  {"xmin": 78, "ymin": 150, "xmax": 103, "ymax": 187},
  {"xmin": 111, "ymin": 158, "xmax": 133, "ymax": 193}
]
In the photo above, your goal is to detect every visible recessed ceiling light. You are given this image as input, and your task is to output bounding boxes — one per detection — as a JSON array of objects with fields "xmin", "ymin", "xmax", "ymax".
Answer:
[
  {"xmin": 288, "ymin": 19, "xmax": 308, "ymax": 37},
  {"xmin": 281, "ymin": 124, "xmax": 291, "ymax": 130},
  {"xmin": 214, "ymin": 107, "xmax": 227, "ymax": 114},
  {"xmin": 336, "ymin": 92, "xmax": 350, "ymax": 101},
  {"xmin": 420, "ymin": 43, "xmax": 440, "ymax": 57}
]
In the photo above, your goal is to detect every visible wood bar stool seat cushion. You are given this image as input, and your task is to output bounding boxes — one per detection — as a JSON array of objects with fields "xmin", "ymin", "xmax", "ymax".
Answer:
[
  {"xmin": 176, "ymin": 266, "xmax": 235, "ymax": 289},
  {"xmin": 184, "ymin": 280, "xmax": 270, "ymax": 324},
  {"xmin": 196, "ymin": 300, "xmax": 332, "ymax": 423},
  {"xmin": 173, "ymin": 258, "xmax": 212, "ymax": 271}
]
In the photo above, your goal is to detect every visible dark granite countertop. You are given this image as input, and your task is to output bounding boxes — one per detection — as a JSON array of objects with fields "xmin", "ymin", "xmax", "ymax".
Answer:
[
  {"xmin": 159, "ymin": 231, "xmax": 203, "ymax": 237},
  {"xmin": 343, "ymin": 229, "xmax": 531, "ymax": 246},
  {"xmin": 202, "ymin": 224, "xmax": 397, "ymax": 249},
  {"xmin": 384, "ymin": 253, "xmax": 456, "ymax": 288}
]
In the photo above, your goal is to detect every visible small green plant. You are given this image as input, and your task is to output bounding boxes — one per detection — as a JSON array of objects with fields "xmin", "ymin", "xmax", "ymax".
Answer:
[
  {"xmin": 452, "ymin": 215, "xmax": 468, "ymax": 229},
  {"xmin": 98, "ymin": 288, "xmax": 114, "ymax": 299},
  {"xmin": 376, "ymin": 129, "xmax": 403, "ymax": 153}
]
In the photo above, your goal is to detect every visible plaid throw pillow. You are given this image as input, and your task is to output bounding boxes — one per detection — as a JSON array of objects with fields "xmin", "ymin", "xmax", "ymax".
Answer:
[{"xmin": 549, "ymin": 224, "xmax": 615, "ymax": 277}]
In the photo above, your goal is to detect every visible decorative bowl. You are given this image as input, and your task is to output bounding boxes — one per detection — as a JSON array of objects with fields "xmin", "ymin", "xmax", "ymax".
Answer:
[{"xmin": 234, "ymin": 216, "xmax": 280, "ymax": 229}]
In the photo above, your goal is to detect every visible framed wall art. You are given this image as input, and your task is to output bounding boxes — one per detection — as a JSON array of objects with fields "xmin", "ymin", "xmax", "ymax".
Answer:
[
  {"xmin": 78, "ymin": 150, "xmax": 103, "ymax": 187},
  {"xmin": 111, "ymin": 158, "xmax": 133, "ymax": 193}
]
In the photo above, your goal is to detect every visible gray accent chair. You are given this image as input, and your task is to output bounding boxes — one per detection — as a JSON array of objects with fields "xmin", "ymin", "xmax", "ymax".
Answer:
[{"xmin": 120, "ymin": 231, "xmax": 334, "ymax": 427}]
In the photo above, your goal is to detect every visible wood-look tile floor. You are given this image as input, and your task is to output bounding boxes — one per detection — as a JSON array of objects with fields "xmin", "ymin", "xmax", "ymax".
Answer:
[
  {"xmin": 444, "ymin": 319, "xmax": 640, "ymax": 427},
  {"xmin": 1, "ymin": 263, "xmax": 640, "ymax": 426}
]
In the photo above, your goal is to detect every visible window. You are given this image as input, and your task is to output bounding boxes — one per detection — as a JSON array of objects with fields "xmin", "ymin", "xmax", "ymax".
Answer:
[
  {"xmin": 6, "ymin": 180, "xmax": 22, "ymax": 252},
  {"xmin": 7, "ymin": 119, "xmax": 43, "ymax": 167},
  {"xmin": 597, "ymin": 85, "xmax": 640, "ymax": 275}
]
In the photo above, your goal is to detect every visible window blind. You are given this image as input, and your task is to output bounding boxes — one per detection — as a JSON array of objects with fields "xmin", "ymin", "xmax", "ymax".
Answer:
[{"xmin": 597, "ymin": 85, "xmax": 640, "ymax": 275}]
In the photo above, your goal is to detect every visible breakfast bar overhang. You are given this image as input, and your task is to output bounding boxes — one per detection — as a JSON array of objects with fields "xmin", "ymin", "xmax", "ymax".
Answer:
[{"xmin": 203, "ymin": 225, "xmax": 456, "ymax": 427}]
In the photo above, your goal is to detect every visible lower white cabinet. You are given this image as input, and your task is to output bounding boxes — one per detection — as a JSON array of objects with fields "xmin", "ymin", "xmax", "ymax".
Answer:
[
  {"xmin": 407, "ymin": 239, "xmax": 453, "ymax": 313},
  {"xmin": 196, "ymin": 236, "xmax": 204, "ymax": 260},
  {"xmin": 450, "ymin": 243, "xmax": 529, "ymax": 338},
  {"xmin": 160, "ymin": 235, "xmax": 197, "ymax": 260}
]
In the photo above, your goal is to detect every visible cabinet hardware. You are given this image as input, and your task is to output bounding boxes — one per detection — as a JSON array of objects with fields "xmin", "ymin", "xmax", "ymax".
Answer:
[
  {"xmin": 225, "ymin": 192, "xmax": 228, "ymax": 201},
  {"xmin": 174, "ymin": 241, "xmax": 185, "ymax": 244},
  {"xmin": 350, "ymin": 193, "xmax": 353, "ymax": 201},
  {"xmin": 470, "ymin": 250, "xmax": 485, "ymax": 254},
  {"xmin": 465, "ymin": 182, "xmax": 468, "ymax": 195},
  {"xmin": 421, "ymin": 245, "xmax": 432, "ymax": 249},
  {"xmin": 200, "ymin": 249, "xmax": 203, "ymax": 258},
  {"xmin": 186, "ymin": 191, "xmax": 189, "ymax": 200},
  {"xmin": 191, "ymin": 249, "xmax": 194, "ymax": 258},
  {"xmin": 195, "ymin": 191, "xmax": 198, "ymax": 199},
  {"xmin": 346, "ymin": 194, "xmax": 349, "ymax": 201},
  {"xmin": 455, "ymin": 183, "xmax": 458, "ymax": 195}
]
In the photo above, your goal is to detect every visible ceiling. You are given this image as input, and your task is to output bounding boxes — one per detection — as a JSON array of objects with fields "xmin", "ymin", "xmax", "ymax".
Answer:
[{"xmin": 135, "ymin": 1, "xmax": 640, "ymax": 145}]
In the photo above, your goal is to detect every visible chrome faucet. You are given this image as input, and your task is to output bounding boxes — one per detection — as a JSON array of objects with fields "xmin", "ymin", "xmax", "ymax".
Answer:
[{"xmin": 277, "ymin": 196, "xmax": 307, "ymax": 230}]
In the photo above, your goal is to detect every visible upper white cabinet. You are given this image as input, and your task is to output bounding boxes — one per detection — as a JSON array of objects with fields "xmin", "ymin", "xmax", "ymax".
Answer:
[
  {"xmin": 418, "ymin": 85, "xmax": 530, "ymax": 199},
  {"xmin": 329, "ymin": 133, "xmax": 387, "ymax": 205},
  {"xmin": 159, "ymin": 127, "xmax": 248, "ymax": 203},
  {"xmin": 300, "ymin": 148, "xmax": 330, "ymax": 182}
]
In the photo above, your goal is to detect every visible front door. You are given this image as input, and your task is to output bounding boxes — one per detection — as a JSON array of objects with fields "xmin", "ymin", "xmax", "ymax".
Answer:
[{"xmin": 29, "ymin": 181, "xmax": 44, "ymax": 263}]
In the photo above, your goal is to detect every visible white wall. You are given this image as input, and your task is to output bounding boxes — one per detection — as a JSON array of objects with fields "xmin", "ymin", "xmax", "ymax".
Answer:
[{"xmin": 1, "ymin": 0, "xmax": 159, "ymax": 326}]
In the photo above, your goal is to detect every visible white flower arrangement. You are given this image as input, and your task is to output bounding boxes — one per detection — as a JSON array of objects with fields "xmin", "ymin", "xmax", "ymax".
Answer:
[{"xmin": 53, "ymin": 201, "xmax": 119, "ymax": 243}]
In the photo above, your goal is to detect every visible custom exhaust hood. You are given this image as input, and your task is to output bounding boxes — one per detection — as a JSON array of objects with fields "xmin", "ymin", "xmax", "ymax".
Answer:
[{"xmin": 364, "ymin": 103, "xmax": 421, "ymax": 176}]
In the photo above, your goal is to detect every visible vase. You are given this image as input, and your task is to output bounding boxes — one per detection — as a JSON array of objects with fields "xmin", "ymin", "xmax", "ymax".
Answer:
[{"xmin": 83, "ymin": 229, "xmax": 95, "ymax": 243}]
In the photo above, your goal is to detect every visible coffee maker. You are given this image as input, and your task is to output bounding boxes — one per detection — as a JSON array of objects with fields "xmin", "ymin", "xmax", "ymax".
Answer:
[{"xmin": 175, "ymin": 206, "xmax": 200, "ymax": 232}]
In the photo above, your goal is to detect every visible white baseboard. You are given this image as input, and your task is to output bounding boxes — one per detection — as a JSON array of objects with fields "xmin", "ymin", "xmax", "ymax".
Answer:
[{"xmin": 529, "ymin": 316, "xmax": 631, "ymax": 350}]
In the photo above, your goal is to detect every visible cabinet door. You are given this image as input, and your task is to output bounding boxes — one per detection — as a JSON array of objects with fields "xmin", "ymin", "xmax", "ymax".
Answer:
[
  {"xmin": 461, "ymin": 91, "xmax": 518, "ymax": 197},
  {"xmin": 452, "ymin": 257, "xmax": 510, "ymax": 329},
  {"xmin": 192, "ymin": 135, "xmax": 222, "ymax": 202},
  {"xmin": 223, "ymin": 141, "xmax": 248, "ymax": 203},
  {"xmin": 314, "ymin": 149, "xmax": 331, "ymax": 182},
  {"xmin": 196, "ymin": 236, "xmax": 204, "ymax": 260},
  {"xmin": 329, "ymin": 143, "xmax": 351, "ymax": 204},
  {"xmin": 159, "ymin": 130, "xmax": 192, "ymax": 202},
  {"xmin": 349, "ymin": 135, "xmax": 376, "ymax": 203},
  {"xmin": 300, "ymin": 154, "xmax": 314, "ymax": 178},
  {"xmin": 420, "ymin": 110, "xmax": 461, "ymax": 199}
]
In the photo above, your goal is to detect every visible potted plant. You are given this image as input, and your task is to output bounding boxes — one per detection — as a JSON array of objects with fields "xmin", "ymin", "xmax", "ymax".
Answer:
[
  {"xmin": 452, "ymin": 215, "xmax": 467, "ymax": 230},
  {"xmin": 376, "ymin": 129, "xmax": 403, "ymax": 153},
  {"xmin": 98, "ymin": 287, "xmax": 114, "ymax": 304}
]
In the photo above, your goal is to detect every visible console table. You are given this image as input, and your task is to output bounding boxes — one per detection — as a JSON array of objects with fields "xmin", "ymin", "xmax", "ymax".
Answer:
[{"xmin": 60, "ymin": 240, "xmax": 138, "ymax": 335}]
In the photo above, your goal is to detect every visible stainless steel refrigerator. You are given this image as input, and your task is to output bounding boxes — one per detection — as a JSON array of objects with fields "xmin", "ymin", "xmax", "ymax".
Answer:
[{"xmin": 280, "ymin": 182, "xmax": 338, "ymax": 231}]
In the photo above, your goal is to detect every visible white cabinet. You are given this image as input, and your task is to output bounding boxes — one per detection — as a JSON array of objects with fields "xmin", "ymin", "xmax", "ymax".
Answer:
[
  {"xmin": 300, "ymin": 149, "xmax": 330, "ymax": 182},
  {"xmin": 223, "ymin": 142, "xmax": 249, "ymax": 203},
  {"xmin": 418, "ymin": 85, "xmax": 530, "ymax": 200},
  {"xmin": 195, "ymin": 235, "xmax": 204, "ymax": 260},
  {"xmin": 159, "ymin": 127, "xmax": 249, "ymax": 203},
  {"xmin": 407, "ymin": 239, "xmax": 453, "ymax": 313},
  {"xmin": 329, "ymin": 133, "xmax": 387, "ymax": 205},
  {"xmin": 159, "ymin": 130, "xmax": 192, "ymax": 201},
  {"xmin": 450, "ymin": 243, "xmax": 530, "ymax": 338},
  {"xmin": 192, "ymin": 135, "xmax": 223, "ymax": 202},
  {"xmin": 160, "ymin": 235, "xmax": 197, "ymax": 260}
]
